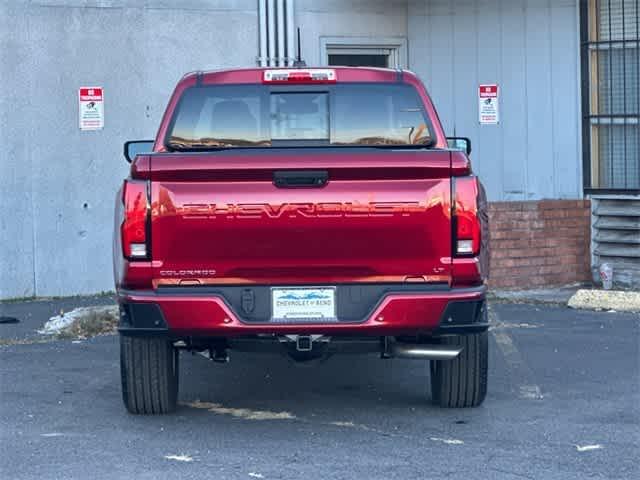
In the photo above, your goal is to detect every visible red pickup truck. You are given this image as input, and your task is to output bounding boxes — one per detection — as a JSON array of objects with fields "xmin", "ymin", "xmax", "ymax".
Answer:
[{"xmin": 114, "ymin": 67, "xmax": 489, "ymax": 414}]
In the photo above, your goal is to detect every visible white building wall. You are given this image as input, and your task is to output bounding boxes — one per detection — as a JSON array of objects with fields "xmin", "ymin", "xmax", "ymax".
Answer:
[
  {"xmin": 296, "ymin": 0, "xmax": 409, "ymax": 66},
  {"xmin": 408, "ymin": 0, "xmax": 583, "ymax": 202},
  {"xmin": 0, "ymin": 0, "xmax": 585, "ymax": 299},
  {"xmin": 0, "ymin": 0, "xmax": 258, "ymax": 299}
]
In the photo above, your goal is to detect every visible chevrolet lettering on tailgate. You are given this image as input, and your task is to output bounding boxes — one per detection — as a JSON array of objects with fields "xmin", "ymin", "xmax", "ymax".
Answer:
[{"xmin": 176, "ymin": 201, "xmax": 425, "ymax": 219}]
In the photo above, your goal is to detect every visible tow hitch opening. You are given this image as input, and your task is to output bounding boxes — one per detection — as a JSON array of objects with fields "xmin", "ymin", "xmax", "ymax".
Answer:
[{"xmin": 296, "ymin": 336, "xmax": 312, "ymax": 352}]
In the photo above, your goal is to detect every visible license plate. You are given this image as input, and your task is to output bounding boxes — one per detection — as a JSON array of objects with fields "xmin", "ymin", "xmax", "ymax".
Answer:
[{"xmin": 271, "ymin": 287, "xmax": 337, "ymax": 323}]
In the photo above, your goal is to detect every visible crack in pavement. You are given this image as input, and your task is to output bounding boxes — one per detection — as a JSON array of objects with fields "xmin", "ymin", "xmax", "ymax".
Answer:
[{"xmin": 181, "ymin": 400, "xmax": 468, "ymax": 446}]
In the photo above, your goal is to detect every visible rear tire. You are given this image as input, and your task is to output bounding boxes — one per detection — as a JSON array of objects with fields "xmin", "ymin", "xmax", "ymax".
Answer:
[
  {"xmin": 430, "ymin": 332, "xmax": 488, "ymax": 408},
  {"xmin": 120, "ymin": 335, "xmax": 179, "ymax": 414}
]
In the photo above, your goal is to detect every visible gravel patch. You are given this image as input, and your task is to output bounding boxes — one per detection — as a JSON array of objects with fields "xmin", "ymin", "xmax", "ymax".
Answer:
[
  {"xmin": 568, "ymin": 289, "xmax": 640, "ymax": 313},
  {"xmin": 38, "ymin": 305, "xmax": 119, "ymax": 339}
]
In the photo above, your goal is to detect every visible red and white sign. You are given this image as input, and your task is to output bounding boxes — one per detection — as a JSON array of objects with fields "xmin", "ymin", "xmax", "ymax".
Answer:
[
  {"xmin": 478, "ymin": 84, "xmax": 499, "ymax": 125},
  {"xmin": 79, "ymin": 87, "xmax": 104, "ymax": 130}
]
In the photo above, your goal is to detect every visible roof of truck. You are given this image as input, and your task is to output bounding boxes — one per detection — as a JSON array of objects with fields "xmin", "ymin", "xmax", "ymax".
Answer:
[{"xmin": 180, "ymin": 66, "xmax": 420, "ymax": 86}]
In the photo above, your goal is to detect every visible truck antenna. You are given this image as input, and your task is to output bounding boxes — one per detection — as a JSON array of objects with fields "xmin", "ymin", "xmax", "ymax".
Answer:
[{"xmin": 293, "ymin": 28, "xmax": 306, "ymax": 67}]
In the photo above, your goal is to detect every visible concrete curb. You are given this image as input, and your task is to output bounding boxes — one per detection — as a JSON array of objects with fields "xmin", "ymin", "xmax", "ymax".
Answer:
[{"xmin": 488, "ymin": 286, "xmax": 582, "ymax": 306}]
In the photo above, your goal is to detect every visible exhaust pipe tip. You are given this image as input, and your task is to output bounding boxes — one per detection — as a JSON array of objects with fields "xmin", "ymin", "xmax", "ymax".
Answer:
[{"xmin": 389, "ymin": 343, "xmax": 462, "ymax": 360}]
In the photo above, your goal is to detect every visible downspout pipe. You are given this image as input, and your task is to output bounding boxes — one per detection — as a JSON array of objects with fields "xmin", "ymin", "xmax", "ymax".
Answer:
[
  {"xmin": 258, "ymin": 0, "xmax": 267, "ymax": 66},
  {"xmin": 267, "ymin": 0, "xmax": 276, "ymax": 67},
  {"xmin": 276, "ymin": 0, "xmax": 285, "ymax": 66}
]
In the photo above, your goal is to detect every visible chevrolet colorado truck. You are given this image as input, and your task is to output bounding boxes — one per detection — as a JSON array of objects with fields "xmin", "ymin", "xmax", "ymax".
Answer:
[{"xmin": 115, "ymin": 67, "xmax": 489, "ymax": 414}]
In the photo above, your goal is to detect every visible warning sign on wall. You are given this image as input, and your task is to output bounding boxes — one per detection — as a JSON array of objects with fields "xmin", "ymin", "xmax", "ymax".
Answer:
[
  {"xmin": 478, "ymin": 84, "xmax": 499, "ymax": 125},
  {"xmin": 79, "ymin": 87, "xmax": 104, "ymax": 130}
]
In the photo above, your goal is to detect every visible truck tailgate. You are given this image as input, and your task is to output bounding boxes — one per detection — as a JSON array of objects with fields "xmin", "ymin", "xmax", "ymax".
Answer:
[{"xmin": 149, "ymin": 149, "xmax": 451, "ymax": 286}]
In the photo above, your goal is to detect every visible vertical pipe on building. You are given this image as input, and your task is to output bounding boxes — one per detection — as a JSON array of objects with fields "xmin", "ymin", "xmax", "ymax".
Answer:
[
  {"xmin": 268, "ymin": 0, "xmax": 276, "ymax": 66},
  {"xmin": 277, "ymin": 0, "xmax": 285, "ymax": 66},
  {"xmin": 258, "ymin": 0, "xmax": 267, "ymax": 66},
  {"xmin": 285, "ymin": 0, "xmax": 296, "ymax": 66},
  {"xmin": 607, "ymin": 0, "xmax": 613, "ymax": 186},
  {"xmin": 636, "ymin": 0, "xmax": 639, "ymax": 185}
]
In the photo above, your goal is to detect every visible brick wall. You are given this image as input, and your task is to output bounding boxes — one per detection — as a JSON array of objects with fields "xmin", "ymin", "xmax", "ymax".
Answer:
[{"xmin": 488, "ymin": 200, "xmax": 591, "ymax": 289}]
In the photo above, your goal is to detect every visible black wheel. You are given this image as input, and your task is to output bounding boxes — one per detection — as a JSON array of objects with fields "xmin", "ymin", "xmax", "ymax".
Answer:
[
  {"xmin": 430, "ymin": 331, "xmax": 488, "ymax": 408},
  {"xmin": 120, "ymin": 335, "xmax": 179, "ymax": 414}
]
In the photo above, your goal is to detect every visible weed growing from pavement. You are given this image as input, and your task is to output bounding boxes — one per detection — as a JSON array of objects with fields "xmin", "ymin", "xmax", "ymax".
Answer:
[{"xmin": 54, "ymin": 309, "xmax": 118, "ymax": 339}]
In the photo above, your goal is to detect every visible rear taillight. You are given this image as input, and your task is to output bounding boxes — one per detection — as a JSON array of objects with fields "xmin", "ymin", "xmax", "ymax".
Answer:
[
  {"xmin": 121, "ymin": 180, "xmax": 149, "ymax": 260},
  {"xmin": 453, "ymin": 177, "xmax": 481, "ymax": 256}
]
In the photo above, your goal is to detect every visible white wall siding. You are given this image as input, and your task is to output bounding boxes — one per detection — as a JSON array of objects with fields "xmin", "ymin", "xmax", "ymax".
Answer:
[
  {"xmin": 0, "ymin": 0, "xmax": 585, "ymax": 299},
  {"xmin": 408, "ymin": 0, "xmax": 582, "ymax": 201},
  {"xmin": 296, "ymin": 0, "xmax": 408, "ymax": 66},
  {"xmin": 0, "ymin": 0, "xmax": 258, "ymax": 299},
  {"xmin": 0, "ymin": 2, "xmax": 35, "ymax": 299}
]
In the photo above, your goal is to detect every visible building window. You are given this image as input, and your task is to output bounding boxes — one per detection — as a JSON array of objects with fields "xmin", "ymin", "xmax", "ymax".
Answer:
[
  {"xmin": 320, "ymin": 37, "xmax": 407, "ymax": 69},
  {"xmin": 581, "ymin": 0, "xmax": 640, "ymax": 191},
  {"xmin": 328, "ymin": 49, "xmax": 391, "ymax": 68}
]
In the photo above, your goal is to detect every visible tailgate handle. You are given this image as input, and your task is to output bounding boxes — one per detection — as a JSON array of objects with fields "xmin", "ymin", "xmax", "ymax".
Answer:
[{"xmin": 273, "ymin": 170, "xmax": 328, "ymax": 188}]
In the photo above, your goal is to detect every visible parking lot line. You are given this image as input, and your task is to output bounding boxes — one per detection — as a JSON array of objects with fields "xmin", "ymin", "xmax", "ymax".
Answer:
[{"xmin": 490, "ymin": 308, "xmax": 544, "ymax": 400}]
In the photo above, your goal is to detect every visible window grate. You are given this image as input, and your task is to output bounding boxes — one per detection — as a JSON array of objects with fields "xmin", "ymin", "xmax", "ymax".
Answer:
[{"xmin": 581, "ymin": 0, "xmax": 640, "ymax": 191}]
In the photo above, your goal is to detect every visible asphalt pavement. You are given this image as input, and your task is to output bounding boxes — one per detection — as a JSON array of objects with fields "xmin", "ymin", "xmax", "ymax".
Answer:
[{"xmin": 1, "ymin": 300, "xmax": 638, "ymax": 480}]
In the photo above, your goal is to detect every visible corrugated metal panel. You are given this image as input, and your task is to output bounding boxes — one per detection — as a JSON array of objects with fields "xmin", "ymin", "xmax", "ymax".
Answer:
[
  {"xmin": 591, "ymin": 196, "xmax": 640, "ymax": 288},
  {"xmin": 408, "ymin": 0, "xmax": 582, "ymax": 201}
]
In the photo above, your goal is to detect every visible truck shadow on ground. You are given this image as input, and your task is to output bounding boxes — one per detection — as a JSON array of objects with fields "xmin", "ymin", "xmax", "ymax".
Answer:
[{"xmin": 176, "ymin": 350, "xmax": 459, "ymax": 421}]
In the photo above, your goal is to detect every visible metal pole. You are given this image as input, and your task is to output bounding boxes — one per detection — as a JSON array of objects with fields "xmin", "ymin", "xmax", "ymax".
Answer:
[
  {"xmin": 277, "ymin": 0, "xmax": 285, "ymax": 67},
  {"xmin": 258, "ymin": 0, "xmax": 267, "ymax": 66},
  {"xmin": 268, "ymin": 0, "xmax": 276, "ymax": 67}
]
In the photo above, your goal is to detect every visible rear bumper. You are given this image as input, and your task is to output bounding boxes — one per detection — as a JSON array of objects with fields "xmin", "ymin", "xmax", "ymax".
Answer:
[{"xmin": 117, "ymin": 284, "xmax": 488, "ymax": 337}]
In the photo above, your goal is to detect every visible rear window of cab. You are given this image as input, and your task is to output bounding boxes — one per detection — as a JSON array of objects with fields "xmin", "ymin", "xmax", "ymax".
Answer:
[{"xmin": 166, "ymin": 83, "xmax": 434, "ymax": 150}]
